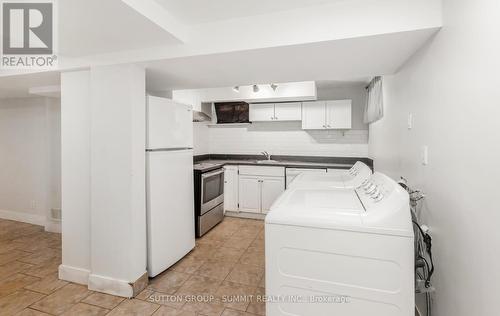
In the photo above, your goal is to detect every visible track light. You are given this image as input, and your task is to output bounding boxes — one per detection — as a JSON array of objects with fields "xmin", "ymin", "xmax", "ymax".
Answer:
[
  {"xmin": 253, "ymin": 84, "xmax": 259, "ymax": 93},
  {"xmin": 270, "ymin": 83, "xmax": 278, "ymax": 91},
  {"xmin": 233, "ymin": 86, "xmax": 239, "ymax": 92}
]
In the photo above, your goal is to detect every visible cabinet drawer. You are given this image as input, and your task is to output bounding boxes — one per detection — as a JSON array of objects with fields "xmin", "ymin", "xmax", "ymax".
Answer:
[{"xmin": 238, "ymin": 165, "xmax": 285, "ymax": 177}]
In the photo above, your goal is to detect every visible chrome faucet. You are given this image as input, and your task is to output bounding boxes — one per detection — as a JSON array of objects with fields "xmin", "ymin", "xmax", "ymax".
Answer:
[{"xmin": 261, "ymin": 151, "xmax": 271, "ymax": 160}]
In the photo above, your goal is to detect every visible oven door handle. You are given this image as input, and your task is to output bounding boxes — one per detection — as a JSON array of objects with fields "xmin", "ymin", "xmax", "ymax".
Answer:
[{"xmin": 201, "ymin": 169, "xmax": 224, "ymax": 179}]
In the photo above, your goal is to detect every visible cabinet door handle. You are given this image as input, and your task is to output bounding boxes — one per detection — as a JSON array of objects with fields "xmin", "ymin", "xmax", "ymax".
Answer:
[
  {"xmin": 274, "ymin": 117, "xmax": 278, "ymax": 120},
  {"xmin": 270, "ymin": 117, "xmax": 274, "ymax": 120}
]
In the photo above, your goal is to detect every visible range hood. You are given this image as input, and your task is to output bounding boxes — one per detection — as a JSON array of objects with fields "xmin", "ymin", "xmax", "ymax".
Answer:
[{"xmin": 192, "ymin": 110, "xmax": 211, "ymax": 122}]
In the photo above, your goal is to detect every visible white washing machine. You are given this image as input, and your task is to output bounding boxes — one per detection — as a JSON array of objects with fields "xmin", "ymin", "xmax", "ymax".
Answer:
[
  {"xmin": 288, "ymin": 161, "xmax": 372, "ymax": 189},
  {"xmin": 265, "ymin": 172, "xmax": 414, "ymax": 316}
]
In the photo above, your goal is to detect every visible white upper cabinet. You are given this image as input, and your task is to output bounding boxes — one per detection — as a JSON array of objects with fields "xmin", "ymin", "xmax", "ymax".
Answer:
[
  {"xmin": 249, "ymin": 102, "xmax": 302, "ymax": 122},
  {"xmin": 302, "ymin": 100, "xmax": 352, "ymax": 130},
  {"xmin": 274, "ymin": 102, "xmax": 302, "ymax": 121},
  {"xmin": 302, "ymin": 101, "xmax": 326, "ymax": 129},
  {"xmin": 249, "ymin": 103, "xmax": 275, "ymax": 122},
  {"xmin": 326, "ymin": 100, "xmax": 352, "ymax": 129}
]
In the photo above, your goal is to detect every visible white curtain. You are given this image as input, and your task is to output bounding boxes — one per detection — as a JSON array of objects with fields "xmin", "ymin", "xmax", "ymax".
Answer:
[{"xmin": 363, "ymin": 76, "xmax": 384, "ymax": 124}]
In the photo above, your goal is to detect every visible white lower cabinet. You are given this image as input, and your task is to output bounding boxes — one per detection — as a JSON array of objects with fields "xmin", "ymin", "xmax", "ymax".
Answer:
[
  {"xmin": 238, "ymin": 176, "xmax": 261, "ymax": 213},
  {"xmin": 237, "ymin": 166, "xmax": 285, "ymax": 214},
  {"xmin": 223, "ymin": 165, "xmax": 239, "ymax": 212},
  {"xmin": 260, "ymin": 177, "xmax": 285, "ymax": 213}
]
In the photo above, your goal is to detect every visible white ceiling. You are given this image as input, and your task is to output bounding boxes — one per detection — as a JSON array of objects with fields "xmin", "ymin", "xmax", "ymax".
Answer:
[
  {"xmin": 154, "ymin": 0, "xmax": 335, "ymax": 25},
  {"xmin": 145, "ymin": 28, "xmax": 437, "ymax": 91},
  {"xmin": 58, "ymin": 0, "xmax": 180, "ymax": 57}
]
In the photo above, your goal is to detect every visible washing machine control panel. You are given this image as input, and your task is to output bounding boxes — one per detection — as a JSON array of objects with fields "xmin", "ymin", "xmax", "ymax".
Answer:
[{"xmin": 356, "ymin": 174, "xmax": 394, "ymax": 208}]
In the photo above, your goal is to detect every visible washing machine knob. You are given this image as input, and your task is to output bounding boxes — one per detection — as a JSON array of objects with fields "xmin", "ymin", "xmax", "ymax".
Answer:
[
  {"xmin": 366, "ymin": 185, "xmax": 377, "ymax": 194},
  {"xmin": 374, "ymin": 193, "xmax": 384, "ymax": 202}
]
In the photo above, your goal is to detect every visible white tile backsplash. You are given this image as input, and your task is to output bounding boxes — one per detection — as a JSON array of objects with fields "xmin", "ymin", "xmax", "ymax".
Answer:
[
  {"xmin": 193, "ymin": 122, "xmax": 210, "ymax": 155},
  {"xmin": 197, "ymin": 121, "xmax": 368, "ymax": 157}
]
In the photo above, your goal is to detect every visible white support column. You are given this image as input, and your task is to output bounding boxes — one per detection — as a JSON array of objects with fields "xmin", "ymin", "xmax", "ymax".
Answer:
[
  {"xmin": 59, "ymin": 70, "xmax": 92, "ymax": 285},
  {"xmin": 87, "ymin": 64, "xmax": 147, "ymax": 297}
]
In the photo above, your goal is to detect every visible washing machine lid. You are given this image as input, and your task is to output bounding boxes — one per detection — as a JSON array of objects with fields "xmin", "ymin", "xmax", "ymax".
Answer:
[{"xmin": 266, "ymin": 188, "xmax": 365, "ymax": 229}]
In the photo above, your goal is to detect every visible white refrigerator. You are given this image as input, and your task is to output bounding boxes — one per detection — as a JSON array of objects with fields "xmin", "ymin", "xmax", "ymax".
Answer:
[{"xmin": 146, "ymin": 95, "xmax": 195, "ymax": 277}]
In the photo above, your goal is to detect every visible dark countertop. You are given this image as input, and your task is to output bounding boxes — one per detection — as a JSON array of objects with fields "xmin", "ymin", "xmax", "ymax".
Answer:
[{"xmin": 193, "ymin": 154, "xmax": 373, "ymax": 173}]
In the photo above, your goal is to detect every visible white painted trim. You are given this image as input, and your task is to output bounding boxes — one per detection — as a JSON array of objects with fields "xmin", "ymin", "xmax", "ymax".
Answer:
[
  {"xmin": 225, "ymin": 211, "xmax": 266, "ymax": 221},
  {"xmin": 45, "ymin": 221, "xmax": 61, "ymax": 233},
  {"xmin": 88, "ymin": 273, "xmax": 136, "ymax": 298},
  {"xmin": 59, "ymin": 264, "xmax": 90, "ymax": 285},
  {"xmin": 0, "ymin": 209, "xmax": 45, "ymax": 226}
]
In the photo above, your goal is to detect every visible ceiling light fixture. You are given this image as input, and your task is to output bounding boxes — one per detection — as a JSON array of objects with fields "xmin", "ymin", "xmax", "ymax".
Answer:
[
  {"xmin": 233, "ymin": 86, "xmax": 239, "ymax": 92},
  {"xmin": 270, "ymin": 83, "xmax": 278, "ymax": 91},
  {"xmin": 253, "ymin": 84, "xmax": 259, "ymax": 93}
]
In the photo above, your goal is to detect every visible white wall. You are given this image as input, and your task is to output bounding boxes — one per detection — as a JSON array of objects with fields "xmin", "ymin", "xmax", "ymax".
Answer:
[
  {"xmin": 88, "ymin": 64, "xmax": 147, "ymax": 297},
  {"xmin": 60, "ymin": 70, "xmax": 91, "ymax": 285},
  {"xmin": 369, "ymin": 0, "xmax": 500, "ymax": 315},
  {"xmin": 193, "ymin": 85, "xmax": 369, "ymax": 157},
  {"xmin": 0, "ymin": 97, "xmax": 61, "ymax": 227}
]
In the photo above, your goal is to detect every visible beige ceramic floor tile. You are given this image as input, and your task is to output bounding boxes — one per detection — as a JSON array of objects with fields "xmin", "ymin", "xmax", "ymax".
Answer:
[
  {"xmin": 0, "ymin": 218, "xmax": 267, "ymax": 316},
  {"xmin": 0, "ymin": 289, "xmax": 45, "ymax": 315},
  {"xmin": 82, "ymin": 292, "xmax": 125, "ymax": 309},
  {"xmin": 222, "ymin": 237, "xmax": 254, "ymax": 250},
  {"xmin": 13, "ymin": 308, "xmax": 52, "ymax": 316},
  {"xmin": 181, "ymin": 299, "xmax": 225, "ymax": 316},
  {"xmin": 60, "ymin": 302, "xmax": 109, "ymax": 316},
  {"xmin": 152, "ymin": 305, "xmax": 196, "ymax": 316},
  {"xmin": 176, "ymin": 275, "xmax": 222, "ymax": 296},
  {"xmin": 107, "ymin": 299, "xmax": 160, "ymax": 316},
  {"xmin": 221, "ymin": 308, "xmax": 260, "ymax": 316},
  {"xmin": 195, "ymin": 260, "xmax": 235, "ymax": 280},
  {"xmin": 135, "ymin": 288, "xmax": 156, "ymax": 301},
  {"xmin": 0, "ymin": 273, "xmax": 40, "ymax": 298},
  {"xmin": 226, "ymin": 264, "xmax": 264, "ymax": 287},
  {"xmin": 215, "ymin": 281, "xmax": 256, "ymax": 312},
  {"xmin": 30, "ymin": 283, "xmax": 92, "ymax": 315},
  {"xmin": 170, "ymin": 255, "xmax": 206, "ymax": 274},
  {"xmin": 24, "ymin": 272, "xmax": 68, "ymax": 295},
  {"xmin": 149, "ymin": 270, "xmax": 191, "ymax": 294},
  {"xmin": 208, "ymin": 247, "xmax": 245, "ymax": 264},
  {"xmin": 23, "ymin": 259, "xmax": 60, "ymax": 278},
  {"xmin": 18, "ymin": 248, "xmax": 60, "ymax": 266},
  {"xmin": 0, "ymin": 250, "xmax": 31, "ymax": 265},
  {"xmin": 146, "ymin": 291, "xmax": 186, "ymax": 309},
  {"xmin": 246, "ymin": 288, "xmax": 265, "ymax": 316},
  {"xmin": 238, "ymin": 249, "xmax": 265, "ymax": 268},
  {"xmin": 0, "ymin": 261, "xmax": 34, "ymax": 281}
]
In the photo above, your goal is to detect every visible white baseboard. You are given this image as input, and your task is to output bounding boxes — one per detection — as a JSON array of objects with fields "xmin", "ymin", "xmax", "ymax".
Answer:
[
  {"xmin": 59, "ymin": 264, "xmax": 90, "ymax": 285},
  {"xmin": 88, "ymin": 273, "xmax": 141, "ymax": 298},
  {"xmin": 225, "ymin": 211, "xmax": 266, "ymax": 220},
  {"xmin": 0, "ymin": 209, "xmax": 45, "ymax": 226},
  {"xmin": 45, "ymin": 221, "xmax": 61, "ymax": 233}
]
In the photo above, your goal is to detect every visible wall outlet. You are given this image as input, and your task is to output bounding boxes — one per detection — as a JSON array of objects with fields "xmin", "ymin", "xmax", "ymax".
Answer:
[
  {"xmin": 422, "ymin": 146, "xmax": 429, "ymax": 165},
  {"xmin": 407, "ymin": 113, "xmax": 413, "ymax": 129}
]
